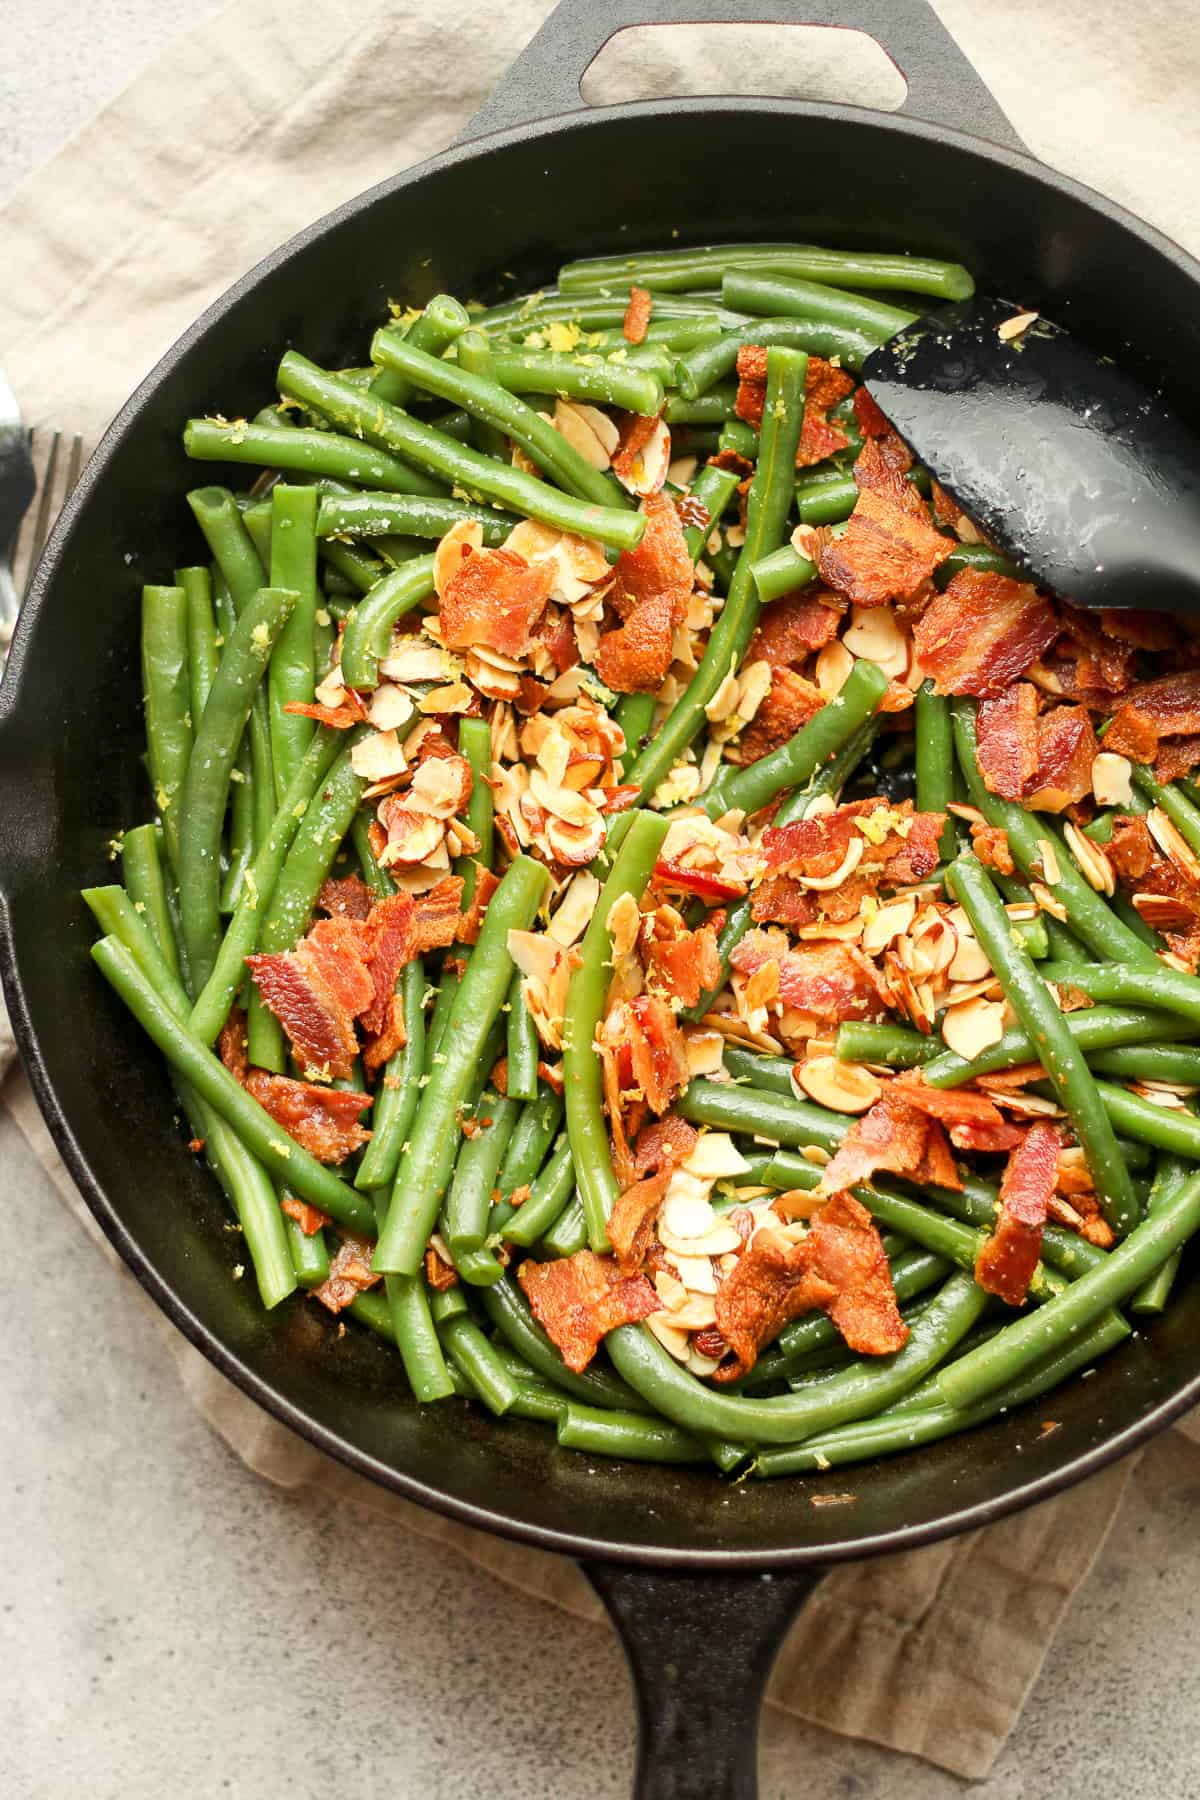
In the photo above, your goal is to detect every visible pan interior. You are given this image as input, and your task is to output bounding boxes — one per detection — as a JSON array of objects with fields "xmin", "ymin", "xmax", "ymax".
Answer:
[{"xmin": 7, "ymin": 99, "xmax": 1200, "ymax": 1564}]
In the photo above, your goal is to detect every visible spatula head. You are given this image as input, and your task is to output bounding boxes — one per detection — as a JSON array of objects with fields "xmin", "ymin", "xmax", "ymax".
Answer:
[{"xmin": 862, "ymin": 296, "xmax": 1200, "ymax": 614}]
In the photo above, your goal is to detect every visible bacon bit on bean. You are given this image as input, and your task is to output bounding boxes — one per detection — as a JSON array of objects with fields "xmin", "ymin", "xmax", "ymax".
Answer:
[
  {"xmin": 818, "ymin": 484, "xmax": 951, "ymax": 608},
  {"xmin": 623, "ymin": 284, "xmax": 653, "ymax": 344},
  {"xmin": 245, "ymin": 1071, "xmax": 372, "ymax": 1164},
  {"xmin": 746, "ymin": 590, "xmax": 844, "ymax": 669},
  {"xmin": 1103, "ymin": 669, "xmax": 1200, "ymax": 765},
  {"xmin": 439, "ymin": 545, "xmax": 556, "ymax": 659},
  {"xmin": 890, "ymin": 1071, "xmax": 1020, "ymax": 1152},
  {"xmin": 187, "ymin": 1137, "xmax": 206, "ymax": 1155},
  {"xmin": 1108, "ymin": 816, "xmax": 1200, "ymax": 969},
  {"xmin": 284, "ymin": 690, "xmax": 368, "ymax": 730},
  {"xmin": 641, "ymin": 913, "xmax": 722, "ymax": 1008},
  {"xmin": 975, "ymin": 1121, "xmax": 1060, "ymax": 1305},
  {"xmin": 731, "ymin": 930, "xmax": 889, "ymax": 1027},
  {"xmin": 456, "ymin": 867, "xmax": 501, "ymax": 945},
  {"xmin": 607, "ymin": 1168, "xmax": 672, "ymax": 1275},
  {"xmin": 730, "ymin": 667, "xmax": 824, "ymax": 766},
  {"xmin": 424, "ymin": 1243, "xmax": 459, "ymax": 1291},
  {"xmin": 517, "ymin": 1249, "xmax": 661, "ymax": 1371},
  {"xmin": 795, "ymin": 358, "xmax": 855, "ymax": 467},
  {"xmin": 853, "ymin": 386, "xmax": 891, "ymax": 438},
  {"xmin": 281, "ymin": 1195, "xmax": 333, "ymax": 1237},
  {"xmin": 734, "ymin": 344, "xmax": 770, "ymax": 426},
  {"xmin": 316, "ymin": 874, "xmax": 374, "ymax": 920},
  {"xmin": 633, "ymin": 1115, "xmax": 700, "ymax": 1176},
  {"xmin": 913, "ymin": 570, "xmax": 1060, "ymax": 697},
  {"xmin": 313, "ymin": 1233, "xmax": 382, "ymax": 1313},
  {"xmin": 818, "ymin": 1091, "xmax": 962, "ymax": 1194},
  {"xmin": 596, "ymin": 589, "xmax": 676, "ymax": 693}
]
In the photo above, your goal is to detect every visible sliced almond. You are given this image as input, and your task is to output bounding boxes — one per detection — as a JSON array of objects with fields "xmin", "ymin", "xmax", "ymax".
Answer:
[
  {"xmin": 545, "ymin": 814, "xmax": 606, "ymax": 866},
  {"xmin": 432, "ymin": 518, "xmax": 483, "ymax": 597},
  {"xmin": 842, "ymin": 606, "xmax": 908, "ymax": 679},
  {"xmin": 507, "ymin": 929, "xmax": 563, "ymax": 992},
  {"xmin": 686, "ymin": 1347, "xmax": 724, "ymax": 1378},
  {"xmin": 796, "ymin": 836, "xmax": 863, "ymax": 892},
  {"xmin": 615, "ymin": 418, "xmax": 672, "ymax": 497},
  {"xmin": 668, "ymin": 454, "xmax": 699, "ymax": 489},
  {"xmin": 998, "ymin": 309, "xmax": 1039, "ymax": 342},
  {"xmin": 1091, "ymin": 751, "xmax": 1134, "ymax": 808},
  {"xmin": 670, "ymin": 1253, "xmax": 719, "ymax": 1296},
  {"xmin": 1063, "ymin": 821, "xmax": 1116, "ymax": 896},
  {"xmin": 682, "ymin": 1132, "xmax": 749, "ymax": 1182},
  {"xmin": 377, "ymin": 809, "xmax": 444, "ymax": 867},
  {"xmin": 529, "ymin": 766, "xmax": 600, "ymax": 829},
  {"xmin": 418, "ymin": 681, "xmax": 473, "ymax": 714},
  {"xmin": 899, "ymin": 910, "xmax": 957, "ymax": 979},
  {"xmin": 658, "ymin": 1219, "xmax": 746, "ymax": 1258},
  {"xmin": 409, "ymin": 755, "xmax": 470, "ymax": 820},
  {"xmin": 1148, "ymin": 807, "xmax": 1200, "ymax": 883},
  {"xmin": 946, "ymin": 913, "xmax": 991, "ymax": 982},
  {"xmin": 1031, "ymin": 881, "xmax": 1070, "ymax": 922},
  {"xmin": 1036, "ymin": 838, "xmax": 1062, "ymax": 885},
  {"xmin": 683, "ymin": 1027, "xmax": 726, "ymax": 1077},
  {"xmin": 553, "ymin": 397, "xmax": 619, "ymax": 468},
  {"xmin": 860, "ymin": 895, "xmax": 917, "ymax": 956},
  {"xmin": 663, "ymin": 1291, "xmax": 718, "ymax": 1331},
  {"xmin": 795, "ymin": 1055, "xmax": 880, "ymax": 1114},
  {"xmin": 941, "ymin": 995, "xmax": 1007, "ymax": 1060},
  {"xmin": 548, "ymin": 871, "xmax": 601, "ymax": 947},
  {"xmin": 350, "ymin": 729, "xmax": 408, "ymax": 783},
  {"xmin": 366, "ymin": 681, "xmax": 415, "ymax": 733},
  {"xmin": 815, "ymin": 639, "xmax": 854, "ymax": 699},
  {"xmin": 644, "ymin": 1313, "xmax": 691, "ymax": 1361}
]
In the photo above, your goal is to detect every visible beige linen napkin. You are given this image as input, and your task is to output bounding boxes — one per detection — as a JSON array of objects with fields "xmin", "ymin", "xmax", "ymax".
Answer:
[{"xmin": 4, "ymin": 0, "xmax": 1199, "ymax": 1778}]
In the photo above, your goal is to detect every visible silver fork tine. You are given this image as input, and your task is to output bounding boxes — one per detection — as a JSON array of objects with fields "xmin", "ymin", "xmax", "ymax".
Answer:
[
  {"xmin": 29, "ymin": 429, "xmax": 63, "ymax": 568},
  {"xmin": 64, "ymin": 432, "xmax": 84, "ymax": 499}
]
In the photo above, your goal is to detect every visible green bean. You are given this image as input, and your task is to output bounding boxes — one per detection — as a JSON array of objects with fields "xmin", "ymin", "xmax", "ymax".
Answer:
[
  {"xmin": 941, "ymin": 1168, "xmax": 1200, "ymax": 1411},
  {"xmin": 177, "ymin": 584, "xmax": 296, "ymax": 991},
  {"xmin": 607, "ymin": 1271, "xmax": 986, "ymax": 1446},
  {"xmin": 923, "ymin": 1002, "xmax": 1195, "ymax": 1089},
  {"xmin": 755, "ymin": 1309, "xmax": 1131, "ymax": 1476},
  {"xmin": 245, "ymin": 737, "xmax": 368, "ymax": 1069},
  {"xmin": 478, "ymin": 1276, "xmax": 653, "ymax": 1413},
  {"xmin": 681, "ymin": 462, "xmax": 742, "ymax": 561},
  {"xmin": 952, "ymin": 701, "xmax": 1157, "ymax": 968},
  {"xmin": 556, "ymin": 1403, "xmax": 706, "ymax": 1463},
  {"xmin": 425, "ymin": 956, "xmax": 464, "ymax": 1065},
  {"xmin": 373, "ymin": 856, "xmax": 549, "ymax": 1275},
  {"xmin": 615, "ymin": 693, "xmax": 657, "ymax": 757},
  {"xmin": 444, "ymin": 1091, "xmax": 521, "ymax": 1258},
  {"xmin": 933, "ymin": 543, "xmax": 1018, "ymax": 588},
  {"xmin": 1131, "ymin": 1154, "xmax": 1191, "ymax": 1314},
  {"xmin": 282, "ymin": 1200, "xmax": 330, "ymax": 1288},
  {"xmin": 501, "ymin": 1133, "xmax": 576, "ymax": 1248},
  {"xmin": 1037, "ymin": 962, "xmax": 1200, "ymax": 1025},
  {"xmin": 177, "ymin": 565, "xmax": 219, "ymax": 731},
  {"xmin": 453, "ymin": 330, "xmax": 510, "ymax": 461},
  {"xmin": 564, "ymin": 811, "xmax": 671, "ymax": 1252},
  {"xmin": 794, "ymin": 469, "xmax": 857, "ymax": 526},
  {"xmin": 836, "ymin": 1022, "xmax": 942, "ymax": 1069},
  {"xmin": 675, "ymin": 316, "xmax": 881, "ymax": 400},
  {"xmin": 703, "ymin": 657, "xmax": 888, "ymax": 820},
  {"xmin": 92, "ymin": 936, "xmax": 375, "ymax": 1232},
  {"xmin": 372, "ymin": 1209, "xmax": 454, "ymax": 1403},
  {"xmin": 184, "ymin": 416, "xmax": 446, "ymax": 497},
  {"xmin": 504, "ymin": 969, "xmax": 541, "ymax": 1102},
  {"xmin": 320, "ymin": 537, "xmax": 387, "ymax": 595},
  {"xmin": 315, "ymin": 492, "xmax": 518, "ymax": 543},
  {"xmin": 454, "ymin": 715, "xmax": 495, "ymax": 910},
  {"xmin": 267, "ymin": 485, "xmax": 319, "ymax": 798},
  {"xmin": 663, "ymin": 384, "xmax": 737, "ymax": 426},
  {"xmin": 354, "ymin": 959, "xmax": 428, "ymax": 1192},
  {"xmin": 749, "ymin": 543, "xmax": 818, "ymax": 604},
  {"xmin": 477, "ymin": 290, "xmax": 738, "ymax": 331},
  {"xmin": 182, "ymin": 1082, "xmax": 297, "ymax": 1310},
  {"xmin": 280, "ymin": 352, "xmax": 641, "ymax": 552},
  {"xmin": 1089, "ymin": 1080, "xmax": 1200, "ymax": 1161},
  {"xmin": 188, "ymin": 726, "xmax": 342, "ymax": 1044},
  {"xmin": 498, "ymin": 1086, "xmax": 566, "ymax": 1196},
  {"xmin": 338, "ymin": 555, "xmax": 436, "ymax": 692},
  {"xmin": 121, "ymin": 825, "xmax": 181, "ymax": 984},
  {"xmin": 948, "ymin": 853, "xmax": 1139, "ymax": 1235},
  {"xmin": 623, "ymin": 348, "xmax": 808, "ymax": 800},
  {"xmin": 558, "ymin": 244, "xmax": 972, "ymax": 302},
  {"xmin": 719, "ymin": 1045, "xmax": 795, "ymax": 1095},
  {"xmin": 1091, "ymin": 1046, "xmax": 1200, "ymax": 1083},
  {"xmin": 437, "ymin": 1315, "xmax": 521, "ymax": 1415},
  {"xmin": 483, "ymin": 348, "xmax": 664, "ymax": 415},
  {"xmin": 141, "ymin": 583, "xmax": 192, "ymax": 879},
  {"xmin": 369, "ymin": 292, "xmax": 471, "ymax": 408},
  {"xmin": 366, "ymin": 333, "xmax": 629, "ymax": 514},
  {"xmin": 679, "ymin": 1077, "xmax": 846, "ymax": 1154},
  {"xmin": 1131, "ymin": 763, "xmax": 1200, "ymax": 859},
  {"xmin": 914, "ymin": 680, "xmax": 958, "ymax": 859},
  {"xmin": 539, "ymin": 1193, "xmax": 588, "ymax": 1258},
  {"xmin": 720, "ymin": 272, "xmax": 915, "ymax": 345}
]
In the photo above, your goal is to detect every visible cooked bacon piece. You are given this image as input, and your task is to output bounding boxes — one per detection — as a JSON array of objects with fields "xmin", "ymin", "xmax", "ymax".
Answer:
[
  {"xmin": 358, "ymin": 895, "xmax": 418, "ymax": 1038},
  {"xmin": 219, "ymin": 1009, "xmax": 249, "ymax": 1082},
  {"xmin": 745, "ymin": 589, "xmax": 843, "ymax": 668},
  {"xmin": 949, "ymin": 1118, "xmax": 1025, "ymax": 1154},
  {"xmin": 281, "ymin": 1196, "xmax": 332, "ymax": 1236},
  {"xmin": 850, "ymin": 432, "xmax": 919, "ymax": 510},
  {"xmin": 891, "ymin": 1072, "xmax": 1018, "ymax": 1153},
  {"xmin": 1103, "ymin": 669, "xmax": 1200, "ymax": 764},
  {"xmin": 245, "ymin": 1071, "xmax": 372, "ymax": 1164},
  {"xmin": 970, "ymin": 821, "xmax": 1016, "ymax": 877},
  {"xmin": 730, "ymin": 666, "xmax": 824, "ymax": 766},
  {"xmin": 818, "ymin": 1091, "xmax": 962, "ymax": 1194},
  {"xmin": 975, "ymin": 1122, "xmax": 1060, "ymax": 1306},
  {"xmin": 734, "ymin": 344, "xmax": 770, "ymax": 426},
  {"xmin": 438, "ymin": 545, "xmax": 555, "ymax": 658},
  {"xmin": 491, "ymin": 1055, "xmax": 564, "ymax": 1098},
  {"xmin": 761, "ymin": 809, "xmax": 858, "ymax": 880},
  {"xmin": 247, "ymin": 932, "xmax": 365, "ymax": 1082},
  {"xmin": 976, "ymin": 683, "xmax": 1040, "ymax": 800},
  {"xmin": 363, "ymin": 999, "xmax": 406, "ymax": 1076},
  {"xmin": 424, "ymin": 1243, "xmax": 459, "ymax": 1291},
  {"xmin": 315, "ymin": 877, "xmax": 371, "ymax": 923},
  {"xmin": 301, "ymin": 916, "xmax": 375, "ymax": 1018},
  {"xmin": 1048, "ymin": 609, "xmax": 1136, "ymax": 701},
  {"xmin": 456, "ymin": 867, "xmax": 500, "ymax": 946},
  {"xmin": 614, "ymin": 489, "xmax": 694, "ymax": 616},
  {"xmin": 313, "ymin": 1232, "xmax": 381, "ymax": 1314},
  {"xmin": 517, "ymin": 1249, "xmax": 660, "ymax": 1371},
  {"xmin": 818, "ymin": 485, "xmax": 951, "ymax": 607},
  {"xmin": 1026, "ymin": 705, "xmax": 1098, "ymax": 812},
  {"xmin": 761, "ymin": 799, "xmax": 944, "ymax": 889},
  {"xmin": 1108, "ymin": 816, "xmax": 1200, "ymax": 969},
  {"xmin": 612, "ymin": 410, "xmax": 668, "ymax": 493},
  {"xmin": 653, "ymin": 858, "xmax": 745, "ymax": 902},
  {"xmin": 284, "ymin": 694, "xmax": 367, "ymax": 730},
  {"xmin": 795, "ymin": 357, "xmax": 855, "ymax": 468},
  {"xmin": 595, "ymin": 589, "xmax": 675, "ymax": 693},
  {"xmin": 913, "ymin": 570, "xmax": 1060, "ymax": 698},
  {"xmin": 853, "ymin": 386, "xmax": 891, "ymax": 438},
  {"xmin": 706, "ymin": 446, "xmax": 755, "ymax": 478},
  {"xmin": 623, "ymin": 284, "xmax": 653, "ymax": 344},
  {"xmin": 712, "ymin": 1191, "xmax": 905, "ymax": 1381},
  {"xmin": 535, "ymin": 604, "xmax": 579, "ymax": 675},
  {"xmin": 749, "ymin": 874, "xmax": 817, "ymax": 928},
  {"xmin": 731, "ymin": 931, "xmax": 889, "ymax": 1027},
  {"xmin": 634, "ymin": 1115, "xmax": 699, "ymax": 1177},
  {"xmin": 1155, "ymin": 735, "xmax": 1200, "ymax": 785},
  {"xmin": 414, "ymin": 874, "xmax": 466, "ymax": 950},
  {"xmin": 641, "ymin": 913, "xmax": 722, "ymax": 1009},
  {"xmin": 607, "ymin": 1168, "xmax": 672, "ymax": 1275},
  {"xmin": 929, "ymin": 479, "xmax": 962, "ymax": 531},
  {"xmin": 627, "ymin": 995, "xmax": 691, "ymax": 1114}
]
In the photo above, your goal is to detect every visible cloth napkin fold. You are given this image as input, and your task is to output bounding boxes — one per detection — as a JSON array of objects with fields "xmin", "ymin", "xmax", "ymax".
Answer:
[{"xmin": 3, "ymin": 0, "xmax": 1199, "ymax": 1778}]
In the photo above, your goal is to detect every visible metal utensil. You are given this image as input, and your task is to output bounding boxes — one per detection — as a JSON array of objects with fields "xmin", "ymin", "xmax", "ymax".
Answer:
[
  {"xmin": 863, "ymin": 294, "xmax": 1200, "ymax": 613},
  {"xmin": 0, "ymin": 369, "xmax": 35, "ymax": 644}
]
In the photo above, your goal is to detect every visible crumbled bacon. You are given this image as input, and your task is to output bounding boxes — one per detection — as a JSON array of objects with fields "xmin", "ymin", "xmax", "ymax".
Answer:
[
  {"xmin": 623, "ymin": 284, "xmax": 652, "ymax": 344},
  {"xmin": 970, "ymin": 821, "xmax": 1016, "ymax": 877},
  {"xmin": 760, "ymin": 799, "xmax": 944, "ymax": 890},
  {"xmin": 633, "ymin": 1115, "xmax": 699, "ymax": 1176},
  {"xmin": 613, "ymin": 411, "xmax": 668, "ymax": 493},
  {"xmin": 849, "ymin": 432, "xmax": 918, "ymax": 508},
  {"xmin": 595, "ymin": 589, "xmax": 675, "ymax": 693},
  {"xmin": 627, "ymin": 995, "xmax": 691, "ymax": 1113},
  {"xmin": 317, "ymin": 875, "xmax": 373, "ymax": 921},
  {"xmin": 975, "ymin": 1122, "xmax": 1060, "ymax": 1306},
  {"xmin": 424, "ymin": 1243, "xmax": 459, "ymax": 1291},
  {"xmin": 247, "ymin": 922, "xmax": 369, "ymax": 1081},
  {"xmin": 280, "ymin": 1196, "xmax": 332, "ymax": 1237},
  {"xmin": 457, "ymin": 867, "xmax": 500, "ymax": 946},
  {"xmin": 819, "ymin": 1091, "xmax": 962, "ymax": 1194},
  {"xmin": 712, "ymin": 1191, "xmax": 905, "ymax": 1381},
  {"xmin": 1047, "ymin": 609, "xmax": 1136, "ymax": 702},
  {"xmin": 929, "ymin": 479, "xmax": 962, "ymax": 531},
  {"xmin": 913, "ymin": 570, "xmax": 1060, "ymax": 698},
  {"xmin": 245, "ymin": 1071, "xmax": 372, "ymax": 1164},
  {"xmin": 890, "ymin": 1072, "xmax": 1019, "ymax": 1153},
  {"xmin": 614, "ymin": 489, "xmax": 694, "ymax": 615},
  {"xmin": 731, "ymin": 930, "xmax": 889, "ymax": 1027},
  {"xmin": 219, "ymin": 1008, "xmax": 249, "ymax": 1082},
  {"xmin": 976, "ymin": 685, "xmax": 1097, "ymax": 812},
  {"xmin": 1103, "ymin": 669, "xmax": 1200, "ymax": 764},
  {"xmin": 357, "ymin": 895, "xmax": 418, "ymax": 1038},
  {"xmin": 313, "ymin": 1233, "xmax": 381, "ymax": 1314},
  {"xmin": 818, "ymin": 484, "xmax": 951, "ymax": 607},
  {"xmin": 745, "ymin": 589, "xmax": 844, "ymax": 668},
  {"xmin": 413, "ymin": 875, "xmax": 466, "ymax": 950},
  {"xmin": 284, "ymin": 693, "xmax": 367, "ymax": 730},
  {"xmin": 853, "ymin": 386, "xmax": 891, "ymax": 438},
  {"xmin": 598, "ymin": 492, "xmax": 695, "ymax": 692},
  {"xmin": 641, "ymin": 910, "xmax": 722, "ymax": 1008},
  {"xmin": 734, "ymin": 344, "xmax": 770, "ymax": 426},
  {"xmin": 607, "ymin": 1168, "xmax": 672, "ymax": 1275},
  {"xmin": 438, "ymin": 544, "xmax": 555, "ymax": 658},
  {"xmin": 749, "ymin": 875, "xmax": 817, "ymax": 927},
  {"xmin": 795, "ymin": 357, "xmax": 855, "ymax": 467},
  {"xmin": 730, "ymin": 666, "xmax": 824, "ymax": 765},
  {"xmin": 1108, "ymin": 815, "xmax": 1200, "ymax": 967},
  {"xmin": 1026, "ymin": 705, "xmax": 1098, "ymax": 811},
  {"xmin": 1156, "ymin": 735, "xmax": 1200, "ymax": 785},
  {"xmin": 517, "ymin": 1249, "xmax": 660, "ymax": 1371}
]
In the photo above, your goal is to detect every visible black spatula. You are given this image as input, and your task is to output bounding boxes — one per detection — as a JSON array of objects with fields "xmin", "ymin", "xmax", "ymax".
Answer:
[{"xmin": 862, "ymin": 296, "xmax": 1200, "ymax": 614}]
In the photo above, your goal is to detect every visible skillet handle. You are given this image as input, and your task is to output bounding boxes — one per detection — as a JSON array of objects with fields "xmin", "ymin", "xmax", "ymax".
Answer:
[
  {"xmin": 583, "ymin": 1559, "xmax": 825, "ymax": 1799},
  {"xmin": 457, "ymin": 0, "xmax": 1023, "ymax": 153}
]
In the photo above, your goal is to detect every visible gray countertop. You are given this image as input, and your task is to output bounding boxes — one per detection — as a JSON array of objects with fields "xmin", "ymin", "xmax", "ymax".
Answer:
[{"xmin": 4, "ymin": 7, "xmax": 1200, "ymax": 1796}]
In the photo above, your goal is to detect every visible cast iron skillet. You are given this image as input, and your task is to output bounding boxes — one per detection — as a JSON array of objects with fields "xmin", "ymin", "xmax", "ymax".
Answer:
[{"xmin": 5, "ymin": 2, "xmax": 1200, "ymax": 1792}]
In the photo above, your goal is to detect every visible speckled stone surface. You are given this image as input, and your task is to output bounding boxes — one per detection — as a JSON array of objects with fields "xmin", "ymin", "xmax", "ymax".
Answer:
[{"xmin": 4, "ymin": 7, "xmax": 1200, "ymax": 1795}]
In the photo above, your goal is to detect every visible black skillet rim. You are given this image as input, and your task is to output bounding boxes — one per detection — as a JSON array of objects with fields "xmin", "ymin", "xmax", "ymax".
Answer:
[{"xmin": 6, "ymin": 93, "xmax": 1200, "ymax": 1570}]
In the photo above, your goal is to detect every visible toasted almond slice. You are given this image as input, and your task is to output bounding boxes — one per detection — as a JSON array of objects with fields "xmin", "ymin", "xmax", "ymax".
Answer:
[
  {"xmin": 659, "ymin": 1219, "xmax": 747, "ymax": 1258},
  {"xmin": 796, "ymin": 836, "xmax": 863, "ymax": 892},
  {"xmin": 314, "ymin": 663, "xmax": 347, "ymax": 709},
  {"xmin": 433, "ymin": 518, "xmax": 483, "ymax": 597},
  {"xmin": 842, "ymin": 606, "xmax": 908, "ymax": 678},
  {"xmin": 547, "ymin": 871, "xmax": 601, "ymax": 947},
  {"xmin": 947, "ymin": 802, "xmax": 986, "ymax": 825},
  {"xmin": 795, "ymin": 1055, "xmax": 880, "ymax": 1114},
  {"xmin": 686, "ymin": 1347, "xmax": 724, "ymax": 1378},
  {"xmin": 350, "ymin": 729, "xmax": 408, "ymax": 783},
  {"xmin": 545, "ymin": 814, "xmax": 606, "ymax": 867},
  {"xmin": 1031, "ymin": 880, "xmax": 1069, "ymax": 922},
  {"xmin": 860, "ymin": 895, "xmax": 917, "ymax": 956},
  {"xmin": 992, "ymin": 1089, "xmax": 1063, "ymax": 1117},
  {"xmin": 377, "ymin": 810, "xmax": 444, "ymax": 867},
  {"xmin": 659, "ymin": 1187, "xmax": 717, "ymax": 1241},
  {"xmin": 946, "ymin": 918, "xmax": 991, "ymax": 982},
  {"xmin": 1091, "ymin": 751, "xmax": 1133, "ymax": 808},
  {"xmin": 645, "ymin": 1313, "xmax": 692, "ymax": 1361},
  {"xmin": 1063, "ymin": 821, "xmax": 1116, "ymax": 896},
  {"xmin": 899, "ymin": 910, "xmax": 957, "ymax": 979},
  {"xmin": 1149, "ymin": 807, "xmax": 1200, "ymax": 882},
  {"xmin": 682, "ymin": 1132, "xmax": 750, "ymax": 1181},
  {"xmin": 615, "ymin": 417, "xmax": 672, "ymax": 497},
  {"xmin": 605, "ymin": 889, "xmax": 642, "ymax": 961},
  {"xmin": 408, "ymin": 756, "xmax": 469, "ymax": 820},
  {"xmin": 790, "ymin": 522, "xmax": 822, "ymax": 561},
  {"xmin": 668, "ymin": 454, "xmax": 699, "ymax": 489},
  {"xmin": 998, "ymin": 309, "xmax": 1039, "ymax": 341},
  {"xmin": 529, "ymin": 765, "xmax": 600, "ymax": 828},
  {"xmin": 366, "ymin": 681, "xmax": 415, "ymax": 733},
  {"xmin": 815, "ymin": 639, "xmax": 854, "ymax": 699},
  {"xmin": 670, "ymin": 1253, "xmax": 719, "ymax": 1296},
  {"xmin": 1036, "ymin": 838, "xmax": 1062, "ymax": 885},
  {"xmin": 664, "ymin": 1291, "xmax": 718, "ymax": 1331},
  {"xmin": 683, "ymin": 1027, "xmax": 726, "ymax": 1077},
  {"xmin": 418, "ymin": 680, "xmax": 473, "ymax": 714},
  {"xmin": 654, "ymin": 1268, "xmax": 688, "ymax": 1310},
  {"xmin": 941, "ymin": 995, "xmax": 1007, "ymax": 1060},
  {"xmin": 507, "ymin": 929, "xmax": 563, "ymax": 992}
]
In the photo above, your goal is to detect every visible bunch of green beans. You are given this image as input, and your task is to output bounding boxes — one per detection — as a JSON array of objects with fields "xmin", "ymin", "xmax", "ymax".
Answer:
[{"xmin": 87, "ymin": 238, "xmax": 1200, "ymax": 1485}]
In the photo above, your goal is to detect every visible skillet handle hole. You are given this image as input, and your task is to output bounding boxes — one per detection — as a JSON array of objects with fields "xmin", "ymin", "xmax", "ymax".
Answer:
[{"xmin": 580, "ymin": 23, "xmax": 909, "ymax": 113}]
